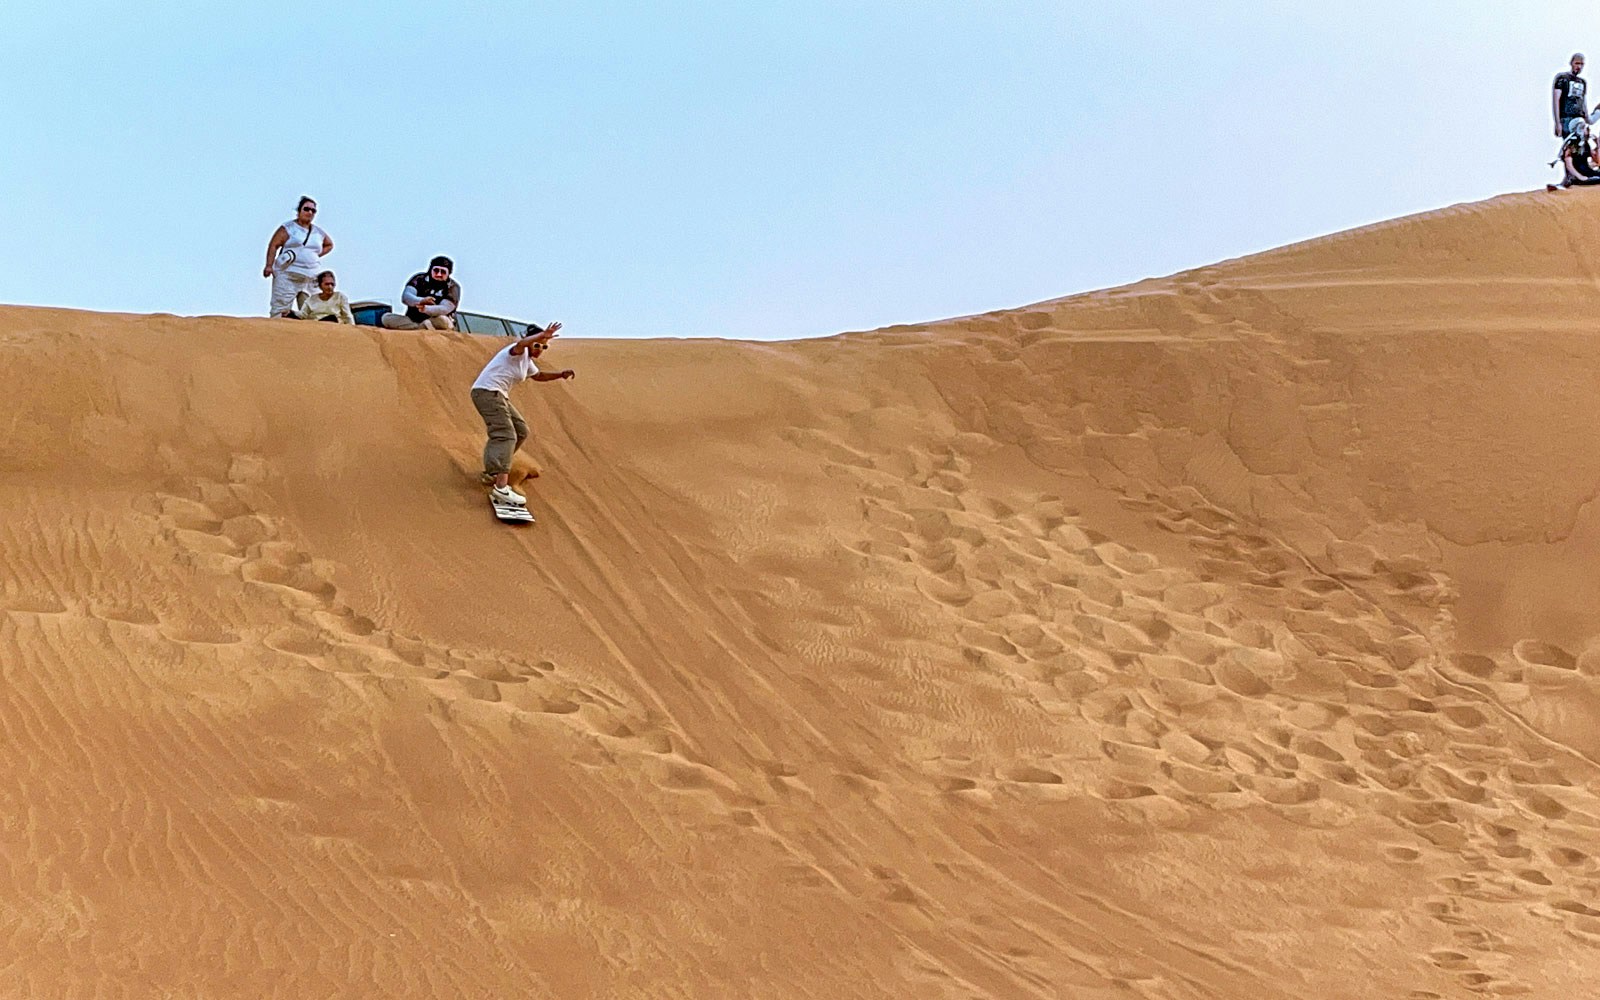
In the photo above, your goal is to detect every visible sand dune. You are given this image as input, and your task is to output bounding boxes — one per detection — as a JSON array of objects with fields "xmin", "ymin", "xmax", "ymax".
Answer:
[{"xmin": 4, "ymin": 189, "xmax": 1600, "ymax": 997}]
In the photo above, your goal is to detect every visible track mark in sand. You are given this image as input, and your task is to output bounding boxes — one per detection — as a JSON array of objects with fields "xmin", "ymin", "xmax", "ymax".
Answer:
[
  {"xmin": 147, "ymin": 469, "xmax": 616, "ymax": 717},
  {"xmin": 159, "ymin": 623, "xmax": 242, "ymax": 646},
  {"xmin": 0, "ymin": 592, "xmax": 70, "ymax": 615},
  {"xmin": 154, "ymin": 468, "xmax": 790, "ymax": 849}
]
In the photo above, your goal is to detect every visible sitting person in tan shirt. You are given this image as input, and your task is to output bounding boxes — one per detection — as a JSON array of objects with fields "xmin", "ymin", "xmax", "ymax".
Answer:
[{"xmin": 291, "ymin": 270, "xmax": 355, "ymax": 324}]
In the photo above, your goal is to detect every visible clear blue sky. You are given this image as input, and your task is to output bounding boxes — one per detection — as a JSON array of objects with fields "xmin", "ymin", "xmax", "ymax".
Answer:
[{"xmin": 2, "ymin": 3, "xmax": 1584, "ymax": 339}]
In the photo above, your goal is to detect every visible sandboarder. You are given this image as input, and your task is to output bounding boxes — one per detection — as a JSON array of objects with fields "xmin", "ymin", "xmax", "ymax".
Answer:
[{"xmin": 470, "ymin": 323, "xmax": 574, "ymax": 512}]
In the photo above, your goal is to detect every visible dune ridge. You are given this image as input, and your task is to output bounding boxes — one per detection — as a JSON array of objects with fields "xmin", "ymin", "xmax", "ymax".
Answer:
[{"xmin": 3, "ymin": 189, "xmax": 1600, "ymax": 997}]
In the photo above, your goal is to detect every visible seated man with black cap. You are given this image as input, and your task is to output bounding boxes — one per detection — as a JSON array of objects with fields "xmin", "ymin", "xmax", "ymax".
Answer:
[{"xmin": 381, "ymin": 255, "xmax": 462, "ymax": 330}]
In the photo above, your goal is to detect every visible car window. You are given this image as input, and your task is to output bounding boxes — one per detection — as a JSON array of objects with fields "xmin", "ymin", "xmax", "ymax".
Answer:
[
  {"xmin": 352, "ymin": 305, "xmax": 387, "ymax": 326},
  {"xmin": 459, "ymin": 312, "xmax": 510, "ymax": 336}
]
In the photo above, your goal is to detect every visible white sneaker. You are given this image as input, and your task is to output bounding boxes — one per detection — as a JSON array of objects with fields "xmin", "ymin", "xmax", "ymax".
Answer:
[{"xmin": 490, "ymin": 485, "xmax": 527, "ymax": 507}]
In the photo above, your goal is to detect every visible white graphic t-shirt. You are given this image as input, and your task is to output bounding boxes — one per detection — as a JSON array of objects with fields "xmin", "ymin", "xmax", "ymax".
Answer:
[{"xmin": 472, "ymin": 345, "xmax": 539, "ymax": 396}]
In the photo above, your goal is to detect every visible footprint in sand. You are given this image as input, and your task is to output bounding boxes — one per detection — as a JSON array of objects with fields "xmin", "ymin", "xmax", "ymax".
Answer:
[
  {"xmin": 1448, "ymin": 653, "xmax": 1501, "ymax": 680},
  {"xmin": 1511, "ymin": 640, "xmax": 1578, "ymax": 686},
  {"xmin": 1100, "ymin": 780, "xmax": 1159, "ymax": 801},
  {"xmin": 264, "ymin": 627, "xmax": 333, "ymax": 658},
  {"xmin": 156, "ymin": 494, "xmax": 224, "ymax": 533},
  {"xmin": 1428, "ymin": 950, "xmax": 1473, "ymax": 971},
  {"xmin": 90, "ymin": 603, "xmax": 160, "ymax": 626},
  {"xmin": 220, "ymin": 514, "xmax": 275, "ymax": 548},
  {"xmin": 444, "ymin": 674, "xmax": 502, "ymax": 703},
  {"xmin": 997, "ymin": 764, "xmax": 1062, "ymax": 785},
  {"xmin": 1522, "ymin": 791, "xmax": 1570, "ymax": 821},
  {"xmin": 242, "ymin": 561, "xmax": 337, "ymax": 601},
  {"xmin": 307, "ymin": 607, "xmax": 377, "ymax": 638}
]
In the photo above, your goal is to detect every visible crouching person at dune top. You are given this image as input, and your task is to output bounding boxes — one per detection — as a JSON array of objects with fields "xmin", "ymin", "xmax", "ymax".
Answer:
[
  {"xmin": 383, "ymin": 256, "xmax": 461, "ymax": 330},
  {"xmin": 470, "ymin": 323, "xmax": 574, "ymax": 508}
]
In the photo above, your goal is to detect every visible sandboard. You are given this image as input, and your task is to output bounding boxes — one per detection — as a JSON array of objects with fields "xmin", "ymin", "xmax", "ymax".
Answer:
[{"xmin": 490, "ymin": 496, "xmax": 536, "ymax": 525}]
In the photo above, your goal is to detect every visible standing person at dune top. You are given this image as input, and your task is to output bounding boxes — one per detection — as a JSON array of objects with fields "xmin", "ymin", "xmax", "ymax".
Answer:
[
  {"xmin": 263, "ymin": 197, "xmax": 333, "ymax": 317},
  {"xmin": 1555, "ymin": 53, "xmax": 1593, "ymax": 138},
  {"xmin": 471, "ymin": 323, "xmax": 574, "ymax": 512}
]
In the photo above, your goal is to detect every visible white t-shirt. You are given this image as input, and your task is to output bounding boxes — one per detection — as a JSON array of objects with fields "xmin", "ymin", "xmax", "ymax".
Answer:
[
  {"xmin": 275, "ymin": 220, "xmax": 328, "ymax": 276},
  {"xmin": 472, "ymin": 345, "xmax": 539, "ymax": 395}
]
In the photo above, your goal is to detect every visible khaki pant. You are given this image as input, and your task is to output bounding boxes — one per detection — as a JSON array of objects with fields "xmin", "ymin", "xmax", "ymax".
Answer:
[
  {"xmin": 471, "ymin": 388, "xmax": 528, "ymax": 476},
  {"xmin": 269, "ymin": 270, "xmax": 316, "ymax": 317},
  {"xmin": 381, "ymin": 312, "xmax": 455, "ymax": 330}
]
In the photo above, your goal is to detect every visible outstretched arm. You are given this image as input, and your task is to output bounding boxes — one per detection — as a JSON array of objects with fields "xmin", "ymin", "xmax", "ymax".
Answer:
[
  {"xmin": 509, "ymin": 321, "xmax": 563, "ymax": 355},
  {"xmin": 532, "ymin": 369, "xmax": 575, "ymax": 382}
]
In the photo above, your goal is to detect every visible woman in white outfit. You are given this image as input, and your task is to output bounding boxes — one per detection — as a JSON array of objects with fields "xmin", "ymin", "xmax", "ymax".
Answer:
[{"xmin": 263, "ymin": 196, "xmax": 334, "ymax": 317}]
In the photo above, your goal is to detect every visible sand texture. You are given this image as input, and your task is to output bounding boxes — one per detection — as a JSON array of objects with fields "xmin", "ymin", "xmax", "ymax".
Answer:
[{"xmin": 4, "ymin": 190, "xmax": 1600, "ymax": 997}]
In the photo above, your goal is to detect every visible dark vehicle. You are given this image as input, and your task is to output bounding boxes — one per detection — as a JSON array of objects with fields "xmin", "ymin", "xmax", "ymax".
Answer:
[{"xmin": 351, "ymin": 300, "xmax": 530, "ymax": 338}]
